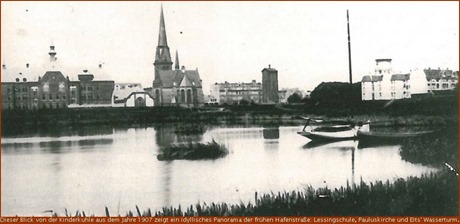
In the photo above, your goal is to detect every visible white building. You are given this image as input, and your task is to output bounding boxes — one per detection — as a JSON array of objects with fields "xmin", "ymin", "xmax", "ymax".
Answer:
[
  {"xmin": 361, "ymin": 59, "xmax": 411, "ymax": 101},
  {"xmin": 210, "ymin": 80, "xmax": 261, "ymax": 105},
  {"xmin": 112, "ymin": 83, "xmax": 154, "ymax": 107},
  {"xmin": 361, "ymin": 59, "xmax": 458, "ymax": 101}
]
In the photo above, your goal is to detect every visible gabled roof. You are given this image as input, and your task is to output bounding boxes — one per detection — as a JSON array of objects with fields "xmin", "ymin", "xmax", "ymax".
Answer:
[
  {"xmin": 361, "ymin": 75, "xmax": 383, "ymax": 82},
  {"xmin": 157, "ymin": 69, "xmax": 202, "ymax": 88},
  {"xmin": 424, "ymin": 69, "xmax": 458, "ymax": 81},
  {"xmin": 391, "ymin": 73, "xmax": 410, "ymax": 81}
]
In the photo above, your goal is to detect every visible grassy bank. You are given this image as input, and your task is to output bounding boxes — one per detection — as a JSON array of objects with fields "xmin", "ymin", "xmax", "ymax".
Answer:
[
  {"xmin": 400, "ymin": 125, "xmax": 458, "ymax": 167},
  {"xmin": 51, "ymin": 170, "xmax": 457, "ymax": 217}
]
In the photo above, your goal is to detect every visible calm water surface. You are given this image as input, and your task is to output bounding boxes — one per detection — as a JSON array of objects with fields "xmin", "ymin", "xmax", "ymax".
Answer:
[{"xmin": 1, "ymin": 124, "xmax": 437, "ymax": 216}]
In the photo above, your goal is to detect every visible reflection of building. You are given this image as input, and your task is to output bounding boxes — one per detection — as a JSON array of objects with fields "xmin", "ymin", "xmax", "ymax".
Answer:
[
  {"xmin": 210, "ymin": 80, "xmax": 261, "ymax": 105},
  {"xmin": 262, "ymin": 65, "xmax": 279, "ymax": 103},
  {"xmin": 2, "ymin": 44, "xmax": 115, "ymax": 110},
  {"xmin": 151, "ymin": 6, "xmax": 204, "ymax": 107},
  {"xmin": 112, "ymin": 83, "xmax": 154, "ymax": 107},
  {"xmin": 361, "ymin": 59, "xmax": 459, "ymax": 101}
]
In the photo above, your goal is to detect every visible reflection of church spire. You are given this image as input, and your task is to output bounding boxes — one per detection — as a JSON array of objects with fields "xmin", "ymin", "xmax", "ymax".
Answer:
[{"xmin": 175, "ymin": 50, "xmax": 180, "ymax": 70}]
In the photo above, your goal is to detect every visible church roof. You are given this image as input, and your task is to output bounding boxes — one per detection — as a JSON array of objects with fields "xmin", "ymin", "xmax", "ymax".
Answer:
[{"xmin": 157, "ymin": 69, "xmax": 202, "ymax": 88}]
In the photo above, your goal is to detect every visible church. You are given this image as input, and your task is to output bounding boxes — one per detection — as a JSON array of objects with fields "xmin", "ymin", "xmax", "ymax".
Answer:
[{"xmin": 152, "ymin": 6, "xmax": 204, "ymax": 107}]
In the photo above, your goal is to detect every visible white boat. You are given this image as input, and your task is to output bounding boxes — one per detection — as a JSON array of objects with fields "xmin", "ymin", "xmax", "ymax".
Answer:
[{"xmin": 297, "ymin": 118, "xmax": 369, "ymax": 141}]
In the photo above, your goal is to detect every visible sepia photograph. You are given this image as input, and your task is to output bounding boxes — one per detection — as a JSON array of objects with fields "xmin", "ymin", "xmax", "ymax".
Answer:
[{"xmin": 1, "ymin": 1, "xmax": 458, "ymax": 218}]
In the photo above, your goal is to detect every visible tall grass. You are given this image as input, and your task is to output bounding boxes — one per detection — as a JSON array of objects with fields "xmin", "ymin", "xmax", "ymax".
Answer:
[{"xmin": 50, "ymin": 170, "xmax": 458, "ymax": 217}]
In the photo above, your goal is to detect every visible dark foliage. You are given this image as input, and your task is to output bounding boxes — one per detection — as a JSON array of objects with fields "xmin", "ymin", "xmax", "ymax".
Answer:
[
  {"xmin": 287, "ymin": 93, "xmax": 302, "ymax": 104},
  {"xmin": 400, "ymin": 125, "xmax": 458, "ymax": 167},
  {"xmin": 157, "ymin": 140, "xmax": 229, "ymax": 161}
]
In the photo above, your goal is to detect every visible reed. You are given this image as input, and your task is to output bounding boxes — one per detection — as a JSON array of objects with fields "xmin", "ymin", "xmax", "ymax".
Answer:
[
  {"xmin": 157, "ymin": 140, "xmax": 229, "ymax": 161},
  {"xmin": 50, "ymin": 170, "xmax": 457, "ymax": 217}
]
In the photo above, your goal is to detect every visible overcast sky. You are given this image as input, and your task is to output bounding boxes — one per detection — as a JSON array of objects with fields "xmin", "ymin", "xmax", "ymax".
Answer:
[{"xmin": 1, "ymin": 1, "xmax": 458, "ymax": 93}]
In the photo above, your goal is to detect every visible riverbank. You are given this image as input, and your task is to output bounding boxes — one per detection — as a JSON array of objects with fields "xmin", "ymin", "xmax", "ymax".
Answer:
[
  {"xmin": 2, "ymin": 107, "xmax": 457, "ymax": 138},
  {"xmin": 51, "ymin": 170, "xmax": 457, "ymax": 217}
]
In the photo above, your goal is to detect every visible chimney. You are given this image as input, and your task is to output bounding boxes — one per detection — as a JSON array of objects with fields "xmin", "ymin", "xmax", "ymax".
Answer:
[{"xmin": 269, "ymin": 64, "xmax": 271, "ymax": 68}]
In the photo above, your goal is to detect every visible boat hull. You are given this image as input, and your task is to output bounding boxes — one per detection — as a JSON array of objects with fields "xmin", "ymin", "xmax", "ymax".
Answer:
[{"xmin": 297, "ymin": 130, "xmax": 358, "ymax": 141}]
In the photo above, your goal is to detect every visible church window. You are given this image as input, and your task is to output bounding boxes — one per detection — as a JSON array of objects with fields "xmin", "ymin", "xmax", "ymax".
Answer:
[
  {"xmin": 187, "ymin": 89, "xmax": 192, "ymax": 104},
  {"xmin": 181, "ymin": 90, "xmax": 185, "ymax": 103}
]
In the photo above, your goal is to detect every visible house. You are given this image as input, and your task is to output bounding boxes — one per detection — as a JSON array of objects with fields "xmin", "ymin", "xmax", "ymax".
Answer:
[
  {"xmin": 210, "ymin": 80, "xmax": 262, "ymax": 105},
  {"xmin": 361, "ymin": 59, "xmax": 411, "ymax": 101}
]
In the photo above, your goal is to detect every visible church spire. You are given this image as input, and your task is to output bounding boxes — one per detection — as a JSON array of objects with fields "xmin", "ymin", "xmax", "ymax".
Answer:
[
  {"xmin": 175, "ymin": 50, "xmax": 180, "ymax": 70},
  {"xmin": 158, "ymin": 4, "xmax": 168, "ymax": 47},
  {"xmin": 153, "ymin": 4, "xmax": 173, "ymax": 85}
]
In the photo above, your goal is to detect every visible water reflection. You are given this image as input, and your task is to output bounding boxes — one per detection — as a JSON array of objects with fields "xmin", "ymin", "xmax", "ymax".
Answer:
[
  {"xmin": 263, "ymin": 128, "xmax": 279, "ymax": 140},
  {"xmin": 1, "ymin": 124, "xmax": 439, "ymax": 216}
]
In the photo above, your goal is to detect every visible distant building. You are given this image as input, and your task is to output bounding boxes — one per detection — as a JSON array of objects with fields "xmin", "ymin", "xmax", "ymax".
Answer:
[
  {"xmin": 361, "ymin": 59, "xmax": 458, "ymax": 101},
  {"xmin": 210, "ymin": 80, "xmax": 262, "ymax": 105},
  {"xmin": 112, "ymin": 83, "xmax": 154, "ymax": 107},
  {"xmin": 262, "ymin": 65, "xmax": 279, "ymax": 103},
  {"xmin": 151, "ymin": 6, "xmax": 204, "ymax": 107},
  {"xmin": 361, "ymin": 59, "xmax": 410, "ymax": 101},
  {"xmin": 1, "ymin": 44, "xmax": 115, "ymax": 110},
  {"xmin": 410, "ymin": 68, "xmax": 458, "ymax": 97}
]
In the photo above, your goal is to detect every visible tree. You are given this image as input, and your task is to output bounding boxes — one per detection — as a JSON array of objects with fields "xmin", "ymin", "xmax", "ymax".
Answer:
[
  {"xmin": 287, "ymin": 93, "xmax": 302, "ymax": 104},
  {"xmin": 239, "ymin": 99, "xmax": 249, "ymax": 106}
]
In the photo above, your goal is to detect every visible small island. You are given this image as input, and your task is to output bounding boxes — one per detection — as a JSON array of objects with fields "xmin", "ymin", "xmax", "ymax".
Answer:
[{"xmin": 157, "ymin": 140, "xmax": 229, "ymax": 161}]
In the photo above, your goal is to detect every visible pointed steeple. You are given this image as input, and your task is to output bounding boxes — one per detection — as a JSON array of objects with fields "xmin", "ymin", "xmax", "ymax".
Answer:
[
  {"xmin": 153, "ymin": 4, "xmax": 173, "ymax": 86},
  {"xmin": 158, "ymin": 4, "xmax": 168, "ymax": 47},
  {"xmin": 175, "ymin": 50, "xmax": 180, "ymax": 70}
]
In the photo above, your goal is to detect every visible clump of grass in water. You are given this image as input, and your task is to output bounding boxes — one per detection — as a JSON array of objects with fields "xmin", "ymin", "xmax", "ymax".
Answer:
[{"xmin": 157, "ymin": 139, "xmax": 229, "ymax": 161}]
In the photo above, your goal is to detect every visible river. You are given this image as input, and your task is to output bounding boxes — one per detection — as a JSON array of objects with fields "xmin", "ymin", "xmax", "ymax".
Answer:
[{"xmin": 1, "ymin": 123, "xmax": 437, "ymax": 216}]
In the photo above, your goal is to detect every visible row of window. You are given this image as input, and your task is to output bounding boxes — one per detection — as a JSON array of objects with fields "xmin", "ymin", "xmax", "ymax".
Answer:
[
  {"xmin": 41, "ymin": 94, "xmax": 67, "ymax": 101},
  {"xmin": 82, "ymin": 85, "xmax": 100, "ymax": 91}
]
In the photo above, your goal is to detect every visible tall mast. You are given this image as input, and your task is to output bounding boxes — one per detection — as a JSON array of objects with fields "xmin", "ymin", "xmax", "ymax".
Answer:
[{"xmin": 347, "ymin": 9, "xmax": 353, "ymax": 84}]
